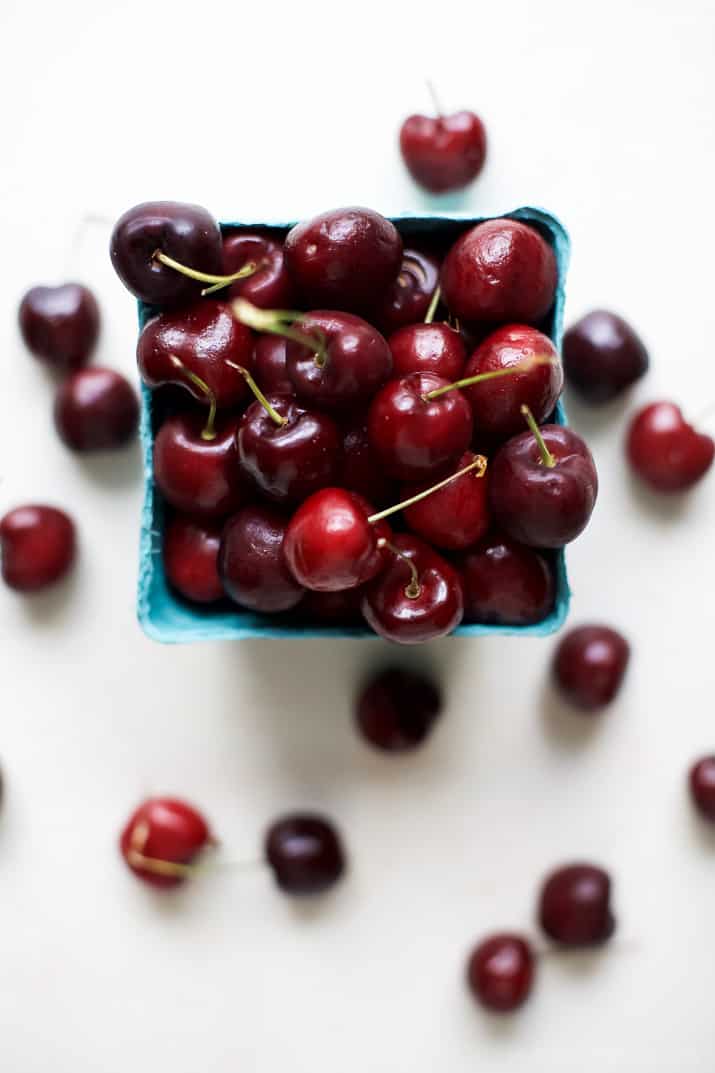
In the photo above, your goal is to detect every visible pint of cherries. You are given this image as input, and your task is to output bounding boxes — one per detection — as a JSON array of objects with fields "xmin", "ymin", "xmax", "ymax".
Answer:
[{"xmin": 110, "ymin": 202, "xmax": 598, "ymax": 645}]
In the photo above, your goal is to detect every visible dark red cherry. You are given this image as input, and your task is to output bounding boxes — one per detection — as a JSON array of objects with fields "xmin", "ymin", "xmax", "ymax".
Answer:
[
  {"xmin": 154, "ymin": 414, "xmax": 244, "ymax": 518},
  {"xmin": 489, "ymin": 421, "xmax": 598, "ymax": 547},
  {"xmin": 54, "ymin": 367, "xmax": 139, "ymax": 451},
  {"xmin": 219, "ymin": 505, "xmax": 305, "ymax": 613},
  {"xmin": 250, "ymin": 336, "xmax": 294, "ymax": 395},
  {"xmin": 285, "ymin": 311, "xmax": 392, "ymax": 408},
  {"xmin": 0, "ymin": 505, "xmax": 76, "ymax": 592},
  {"xmin": 137, "ymin": 300, "xmax": 251, "ymax": 408},
  {"xmin": 237, "ymin": 394, "xmax": 340, "ymax": 504},
  {"xmin": 539, "ymin": 863, "xmax": 616, "ymax": 946},
  {"xmin": 120, "ymin": 797, "xmax": 212, "ymax": 890},
  {"xmin": 402, "ymin": 451, "xmax": 489, "ymax": 550},
  {"xmin": 301, "ymin": 586, "xmax": 364, "ymax": 624},
  {"xmin": 461, "ymin": 325, "xmax": 562, "ymax": 443},
  {"xmin": 689, "ymin": 756, "xmax": 715, "ymax": 821},
  {"xmin": 163, "ymin": 515, "xmax": 223, "ymax": 604},
  {"xmin": 284, "ymin": 207, "xmax": 402, "ymax": 313},
  {"xmin": 466, "ymin": 934, "xmax": 535, "ymax": 1013},
  {"xmin": 388, "ymin": 322, "xmax": 466, "ymax": 381},
  {"xmin": 222, "ymin": 231, "xmax": 295, "ymax": 308},
  {"xmin": 553, "ymin": 625, "xmax": 630, "ymax": 711},
  {"xmin": 563, "ymin": 310, "xmax": 649, "ymax": 404},
  {"xmin": 19, "ymin": 283, "xmax": 100, "ymax": 372},
  {"xmin": 355, "ymin": 667, "xmax": 442, "ymax": 752},
  {"xmin": 362, "ymin": 534, "xmax": 464, "ymax": 645},
  {"xmin": 441, "ymin": 219, "xmax": 557, "ymax": 324},
  {"xmin": 400, "ymin": 111, "xmax": 487, "ymax": 193},
  {"xmin": 367, "ymin": 371, "xmax": 473, "ymax": 480},
  {"xmin": 265, "ymin": 813, "xmax": 346, "ymax": 895},
  {"xmin": 457, "ymin": 534, "xmax": 555, "ymax": 625},
  {"xmin": 339, "ymin": 415, "xmax": 396, "ymax": 507},
  {"xmin": 626, "ymin": 401, "xmax": 714, "ymax": 492},
  {"xmin": 371, "ymin": 249, "xmax": 440, "ymax": 334},
  {"xmin": 110, "ymin": 201, "xmax": 223, "ymax": 306}
]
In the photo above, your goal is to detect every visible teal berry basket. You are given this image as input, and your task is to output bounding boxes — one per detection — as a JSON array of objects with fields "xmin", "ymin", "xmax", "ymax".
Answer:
[{"xmin": 137, "ymin": 206, "xmax": 571, "ymax": 643}]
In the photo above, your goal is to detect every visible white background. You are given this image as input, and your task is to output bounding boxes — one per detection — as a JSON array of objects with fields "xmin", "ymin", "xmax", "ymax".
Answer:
[{"xmin": 1, "ymin": 1, "xmax": 714, "ymax": 1069}]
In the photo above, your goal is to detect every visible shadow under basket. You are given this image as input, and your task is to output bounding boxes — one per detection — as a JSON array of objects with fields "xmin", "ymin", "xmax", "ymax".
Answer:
[{"xmin": 137, "ymin": 206, "xmax": 571, "ymax": 642}]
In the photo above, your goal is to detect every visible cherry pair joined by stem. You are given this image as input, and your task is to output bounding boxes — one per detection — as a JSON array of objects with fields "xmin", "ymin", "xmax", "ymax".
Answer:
[
  {"xmin": 19, "ymin": 283, "xmax": 100, "ymax": 372},
  {"xmin": 400, "ymin": 85, "xmax": 487, "ymax": 194},
  {"xmin": 0, "ymin": 505, "xmax": 76, "ymax": 592}
]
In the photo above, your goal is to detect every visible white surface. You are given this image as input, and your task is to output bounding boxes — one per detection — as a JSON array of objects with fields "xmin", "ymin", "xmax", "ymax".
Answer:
[{"xmin": 1, "ymin": 1, "xmax": 714, "ymax": 1069}]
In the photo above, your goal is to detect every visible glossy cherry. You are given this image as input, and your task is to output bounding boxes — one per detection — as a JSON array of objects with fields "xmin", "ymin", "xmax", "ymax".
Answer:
[
  {"xmin": 388, "ymin": 322, "xmax": 466, "ymax": 381},
  {"xmin": 120, "ymin": 797, "xmax": 212, "ymax": 890},
  {"xmin": 222, "ymin": 230, "xmax": 295, "ymax": 308},
  {"xmin": 457, "ymin": 534, "xmax": 555, "ymax": 626},
  {"xmin": 0, "ymin": 505, "xmax": 76, "ymax": 592},
  {"xmin": 466, "ymin": 934, "xmax": 535, "ymax": 1013},
  {"xmin": 553, "ymin": 625, "xmax": 630, "ymax": 711},
  {"xmin": 284, "ymin": 207, "xmax": 402, "ymax": 313},
  {"xmin": 371, "ymin": 249, "xmax": 440, "ymax": 334},
  {"xmin": 402, "ymin": 451, "xmax": 490, "ymax": 550},
  {"xmin": 54, "ymin": 367, "xmax": 139, "ymax": 451},
  {"xmin": 219, "ymin": 505, "xmax": 305, "ymax": 613},
  {"xmin": 265, "ymin": 813, "xmax": 346, "ymax": 895},
  {"xmin": 400, "ymin": 109, "xmax": 487, "ymax": 193},
  {"xmin": 441, "ymin": 219, "xmax": 557, "ymax": 324},
  {"xmin": 339, "ymin": 415, "xmax": 396, "ymax": 507},
  {"xmin": 154, "ymin": 413, "xmax": 244, "ymax": 518},
  {"xmin": 538, "ymin": 863, "xmax": 616, "ymax": 946},
  {"xmin": 250, "ymin": 335, "xmax": 294, "ymax": 395},
  {"xmin": 285, "ymin": 311, "xmax": 392, "ymax": 409},
  {"xmin": 355, "ymin": 667, "xmax": 442, "ymax": 752},
  {"xmin": 689, "ymin": 756, "xmax": 715, "ymax": 821},
  {"xmin": 19, "ymin": 283, "xmax": 100, "ymax": 372},
  {"xmin": 563, "ymin": 310, "xmax": 649, "ymax": 404},
  {"xmin": 626, "ymin": 402, "xmax": 714, "ymax": 492},
  {"xmin": 163, "ymin": 515, "xmax": 224, "ymax": 604}
]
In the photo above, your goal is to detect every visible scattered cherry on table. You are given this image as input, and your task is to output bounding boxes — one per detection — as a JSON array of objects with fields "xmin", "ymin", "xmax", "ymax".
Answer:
[
  {"xmin": 19, "ymin": 283, "xmax": 100, "ymax": 372},
  {"xmin": 54, "ymin": 367, "xmax": 139, "ymax": 451},
  {"xmin": 689, "ymin": 756, "xmax": 715, "ymax": 821},
  {"xmin": 264, "ymin": 813, "xmax": 346, "ymax": 895},
  {"xmin": 400, "ymin": 85, "xmax": 487, "ymax": 194},
  {"xmin": 355, "ymin": 666, "xmax": 442, "ymax": 752},
  {"xmin": 626, "ymin": 401, "xmax": 714, "ymax": 492},
  {"xmin": 563, "ymin": 309, "xmax": 649, "ymax": 404},
  {"xmin": 553, "ymin": 624, "xmax": 630, "ymax": 711},
  {"xmin": 0, "ymin": 505, "xmax": 76, "ymax": 592},
  {"xmin": 466, "ymin": 934, "xmax": 535, "ymax": 1013},
  {"xmin": 538, "ymin": 863, "xmax": 616, "ymax": 946},
  {"xmin": 120, "ymin": 797, "xmax": 213, "ymax": 889}
]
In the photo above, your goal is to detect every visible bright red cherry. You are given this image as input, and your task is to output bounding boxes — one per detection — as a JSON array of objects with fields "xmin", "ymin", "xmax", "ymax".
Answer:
[
  {"xmin": 457, "ymin": 534, "xmax": 555, "ymax": 625},
  {"xmin": 626, "ymin": 401, "xmax": 714, "ymax": 492},
  {"xmin": 371, "ymin": 249, "xmax": 440, "ymax": 335},
  {"xmin": 265, "ymin": 813, "xmax": 346, "ymax": 895},
  {"xmin": 441, "ymin": 219, "xmax": 557, "ymax": 325},
  {"xmin": 222, "ymin": 230, "xmax": 295, "ymax": 308},
  {"xmin": 120, "ymin": 797, "xmax": 212, "ymax": 890},
  {"xmin": 689, "ymin": 757, "xmax": 715, "ymax": 821},
  {"xmin": 402, "ymin": 451, "xmax": 489, "ymax": 550},
  {"xmin": 339, "ymin": 415, "xmax": 397, "ymax": 507},
  {"xmin": 219, "ymin": 505, "xmax": 305, "ymax": 613},
  {"xmin": 538, "ymin": 863, "xmax": 616, "ymax": 946},
  {"xmin": 466, "ymin": 934, "xmax": 535, "ymax": 1013},
  {"xmin": 250, "ymin": 336, "xmax": 294, "ymax": 395},
  {"xmin": 355, "ymin": 667, "xmax": 442, "ymax": 752},
  {"xmin": 0, "ymin": 505, "xmax": 76, "ymax": 592},
  {"xmin": 400, "ymin": 110, "xmax": 487, "ymax": 193},
  {"xmin": 154, "ymin": 413, "xmax": 244, "ymax": 518},
  {"xmin": 19, "ymin": 283, "xmax": 100, "ymax": 372},
  {"xmin": 563, "ymin": 310, "xmax": 649, "ymax": 404},
  {"xmin": 553, "ymin": 625, "xmax": 630, "ymax": 712},
  {"xmin": 54, "ymin": 367, "xmax": 139, "ymax": 451},
  {"xmin": 285, "ymin": 311, "xmax": 392, "ymax": 409},
  {"xmin": 163, "ymin": 515, "xmax": 224, "ymax": 604},
  {"xmin": 388, "ymin": 322, "xmax": 466, "ymax": 381}
]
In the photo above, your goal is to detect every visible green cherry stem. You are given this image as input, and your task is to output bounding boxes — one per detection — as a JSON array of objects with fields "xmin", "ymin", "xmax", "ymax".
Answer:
[
  {"xmin": 376, "ymin": 538, "xmax": 422, "ymax": 599},
  {"xmin": 126, "ymin": 821, "xmax": 263, "ymax": 880},
  {"xmin": 168, "ymin": 355, "xmax": 217, "ymax": 441},
  {"xmin": 152, "ymin": 250, "xmax": 258, "ymax": 293},
  {"xmin": 224, "ymin": 361, "xmax": 286, "ymax": 427},
  {"xmin": 521, "ymin": 404, "xmax": 556, "ymax": 468},
  {"xmin": 367, "ymin": 454, "xmax": 488, "ymax": 524},
  {"xmin": 423, "ymin": 354, "xmax": 557, "ymax": 402},
  {"xmin": 200, "ymin": 261, "xmax": 258, "ymax": 297},
  {"xmin": 424, "ymin": 284, "xmax": 441, "ymax": 324},
  {"xmin": 231, "ymin": 297, "xmax": 328, "ymax": 368}
]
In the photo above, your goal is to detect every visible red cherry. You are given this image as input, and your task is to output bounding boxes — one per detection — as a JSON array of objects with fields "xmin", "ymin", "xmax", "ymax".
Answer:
[
  {"xmin": 163, "ymin": 515, "xmax": 224, "ymax": 604},
  {"xmin": 219, "ymin": 505, "xmax": 305, "ymax": 613},
  {"xmin": 689, "ymin": 756, "xmax": 715, "ymax": 821},
  {"xmin": 19, "ymin": 283, "xmax": 100, "ymax": 372},
  {"xmin": 626, "ymin": 401, "xmax": 714, "ymax": 492},
  {"xmin": 466, "ymin": 934, "xmax": 535, "ymax": 1013},
  {"xmin": 388, "ymin": 322, "xmax": 466, "ymax": 381},
  {"xmin": 0, "ymin": 505, "xmax": 76, "ymax": 592},
  {"xmin": 400, "ymin": 111, "xmax": 487, "ymax": 193},
  {"xmin": 265, "ymin": 813, "xmax": 346, "ymax": 895},
  {"xmin": 553, "ymin": 625, "xmax": 630, "ymax": 711},
  {"xmin": 563, "ymin": 310, "xmax": 649, "ymax": 404},
  {"xmin": 441, "ymin": 219, "xmax": 557, "ymax": 324},
  {"xmin": 285, "ymin": 311, "xmax": 392, "ymax": 409},
  {"xmin": 250, "ymin": 335, "xmax": 294, "ymax": 395},
  {"xmin": 339, "ymin": 414, "xmax": 396, "ymax": 507},
  {"xmin": 457, "ymin": 534, "xmax": 555, "ymax": 625},
  {"xmin": 222, "ymin": 231, "xmax": 295, "ymax": 308},
  {"xmin": 120, "ymin": 797, "xmax": 212, "ymax": 890},
  {"xmin": 538, "ymin": 863, "xmax": 616, "ymax": 946},
  {"xmin": 371, "ymin": 249, "xmax": 440, "ymax": 335},
  {"xmin": 54, "ymin": 367, "xmax": 139, "ymax": 451},
  {"xmin": 302, "ymin": 586, "xmax": 365, "ymax": 625},
  {"xmin": 402, "ymin": 450, "xmax": 490, "ymax": 550},
  {"xmin": 154, "ymin": 413, "xmax": 244, "ymax": 518},
  {"xmin": 355, "ymin": 667, "xmax": 442, "ymax": 752}
]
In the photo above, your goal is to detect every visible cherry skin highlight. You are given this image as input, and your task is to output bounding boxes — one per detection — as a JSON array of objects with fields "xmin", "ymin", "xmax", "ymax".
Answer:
[
  {"xmin": 250, "ymin": 336, "xmax": 294, "ymax": 395},
  {"xmin": 553, "ymin": 625, "xmax": 630, "ymax": 712},
  {"xmin": 689, "ymin": 757, "xmax": 715, "ymax": 821},
  {"xmin": 265, "ymin": 813, "xmax": 346, "ymax": 895},
  {"xmin": 457, "ymin": 534, "xmax": 555, "ymax": 626},
  {"xmin": 355, "ymin": 667, "xmax": 442, "ymax": 752},
  {"xmin": 371, "ymin": 249, "xmax": 440, "ymax": 335},
  {"xmin": 222, "ymin": 230, "xmax": 295, "ymax": 308},
  {"xmin": 563, "ymin": 310, "xmax": 649, "ymax": 404},
  {"xmin": 19, "ymin": 283, "xmax": 100, "ymax": 372},
  {"xmin": 120, "ymin": 797, "xmax": 212, "ymax": 890},
  {"xmin": 400, "ymin": 111, "xmax": 487, "ymax": 193},
  {"xmin": 467, "ymin": 934, "xmax": 535, "ymax": 1013},
  {"xmin": 402, "ymin": 451, "xmax": 490, "ymax": 551},
  {"xmin": 538, "ymin": 863, "xmax": 616, "ymax": 946},
  {"xmin": 163, "ymin": 515, "xmax": 224, "ymax": 604},
  {"xmin": 154, "ymin": 414, "xmax": 244, "ymax": 518},
  {"xmin": 388, "ymin": 322, "xmax": 466, "ymax": 382},
  {"xmin": 54, "ymin": 367, "xmax": 139, "ymax": 451},
  {"xmin": 219, "ymin": 505, "xmax": 305, "ymax": 613},
  {"xmin": 0, "ymin": 505, "xmax": 76, "ymax": 592},
  {"xmin": 626, "ymin": 401, "xmax": 714, "ymax": 492},
  {"xmin": 286, "ymin": 311, "xmax": 392, "ymax": 409}
]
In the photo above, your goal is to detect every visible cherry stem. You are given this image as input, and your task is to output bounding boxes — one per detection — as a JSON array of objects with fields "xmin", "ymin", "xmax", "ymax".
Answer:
[
  {"xmin": 424, "ymin": 284, "xmax": 441, "ymax": 324},
  {"xmin": 127, "ymin": 821, "xmax": 264, "ymax": 879},
  {"xmin": 367, "ymin": 454, "xmax": 488, "ymax": 524},
  {"xmin": 231, "ymin": 298, "xmax": 328, "ymax": 368},
  {"xmin": 426, "ymin": 78, "xmax": 443, "ymax": 118},
  {"xmin": 152, "ymin": 250, "xmax": 258, "ymax": 292},
  {"xmin": 168, "ymin": 355, "xmax": 216, "ymax": 440},
  {"xmin": 423, "ymin": 354, "xmax": 557, "ymax": 401},
  {"xmin": 224, "ymin": 361, "xmax": 286, "ymax": 427},
  {"xmin": 377, "ymin": 538, "xmax": 421, "ymax": 600},
  {"xmin": 200, "ymin": 261, "xmax": 257, "ymax": 296},
  {"xmin": 521, "ymin": 404, "xmax": 556, "ymax": 468}
]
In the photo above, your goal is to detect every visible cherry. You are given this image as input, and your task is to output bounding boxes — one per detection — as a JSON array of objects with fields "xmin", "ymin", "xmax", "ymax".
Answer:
[
  {"xmin": 441, "ymin": 219, "xmax": 557, "ymax": 324},
  {"xmin": 400, "ymin": 84, "xmax": 486, "ymax": 193},
  {"xmin": 402, "ymin": 450, "xmax": 490, "ymax": 550},
  {"xmin": 301, "ymin": 586, "xmax": 364, "ymax": 624},
  {"xmin": 689, "ymin": 756, "xmax": 715, "ymax": 821},
  {"xmin": 19, "ymin": 283, "xmax": 100, "ymax": 372},
  {"xmin": 284, "ymin": 207, "xmax": 402, "ymax": 313},
  {"xmin": 137, "ymin": 299, "xmax": 252, "ymax": 409},
  {"xmin": 367, "ymin": 371, "xmax": 473, "ymax": 480},
  {"xmin": 489, "ymin": 410, "xmax": 598, "ymax": 547},
  {"xmin": 460, "ymin": 325, "xmax": 562, "ymax": 443},
  {"xmin": 371, "ymin": 249, "xmax": 440, "ymax": 335},
  {"xmin": 362, "ymin": 534, "xmax": 464, "ymax": 645},
  {"xmin": 54, "ymin": 367, "xmax": 139, "ymax": 451},
  {"xmin": 339, "ymin": 415, "xmax": 396, "ymax": 507},
  {"xmin": 563, "ymin": 310, "xmax": 649, "ymax": 404},
  {"xmin": 154, "ymin": 413, "xmax": 245, "ymax": 518},
  {"xmin": 553, "ymin": 625, "xmax": 630, "ymax": 712},
  {"xmin": 163, "ymin": 515, "xmax": 224, "ymax": 604},
  {"xmin": 265, "ymin": 813, "xmax": 346, "ymax": 895},
  {"xmin": 222, "ymin": 230, "xmax": 295, "ymax": 308},
  {"xmin": 0, "ymin": 505, "xmax": 76, "ymax": 592},
  {"xmin": 626, "ymin": 401, "xmax": 714, "ymax": 492},
  {"xmin": 250, "ymin": 335, "xmax": 294, "ymax": 395},
  {"xmin": 285, "ymin": 311, "xmax": 393, "ymax": 409},
  {"xmin": 120, "ymin": 797, "xmax": 212, "ymax": 890},
  {"xmin": 466, "ymin": 934, "xmax": 535, "ymax": 1013},
  {"xmin": 388, "ymin": 322, "xmax": 466, "ymax": 381},
  {"xmin": 457, "ymin": 534, "xmax": 555, "ymax": 626},
  {"xmin": 538, "ymin": 863, "xmax": 616, "ymax": 946},
  {"xmin": 355, "ymin": 667, "xmax": 442, "ymax": 752},
  {"xmin": 219, "ymin": 505, "xmax": 305, "ymax": 613}
]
